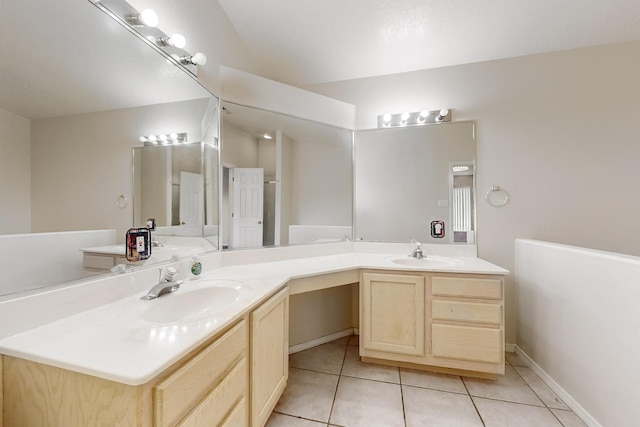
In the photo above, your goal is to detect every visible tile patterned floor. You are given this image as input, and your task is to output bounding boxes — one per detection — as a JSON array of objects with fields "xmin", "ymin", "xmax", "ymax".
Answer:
[{"xmin": 266, "ymin": 336, "xmax": 587, "ymax": 427}]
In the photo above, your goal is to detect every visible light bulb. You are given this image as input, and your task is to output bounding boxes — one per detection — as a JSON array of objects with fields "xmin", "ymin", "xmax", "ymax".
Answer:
[
  {"xmin": 263, "ymin": 133, "xmax": 272, "ymax": 140},
  {"xmin": 190, "ymin": 52, "xmax": 207, "ymax": 65},
  {"xmin": 139, "ymin": 9, "xmax": 158, "ymax": 27},
  {"xmin": 147, "ymin": 135, "xmax": 157, "ymax": 144},
  {"xmin": 382, "ymin": 113, "xmax": 392, "ymax": 123},
  {"xmin": 158, "ymin": 134, "xmax": 168, "ymax": 142},
  {"xmin": 139, "ymin": 136, "xmax": 147, "ymax": 143},
  {"xmin": 401, "ymin": 112, "xmax": 410, "ymax": 123},
  {"xmin": 439, "ymin": 109, "xmax": 449, "ymax": 117},
  {"xmin": 169, "ymin": 133, "xmax": 178, "ymax": 140},
  {"xmin": 420, "ymin": 110, "xmax": 430, "ymax": 118},
  {"xmin": 167, "ymin": 33, "xmax": 186, "ymax": 49}
]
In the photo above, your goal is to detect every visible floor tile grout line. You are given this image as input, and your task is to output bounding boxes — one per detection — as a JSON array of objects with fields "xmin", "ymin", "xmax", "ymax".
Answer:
[
  {"xmin": 325, "ymin": 341, "xmax": 350, "ymax": 426},
  {"xmin": 398, "ymin": 367, "xmax": 407, "ymax": 427},
  {"xmin": 511, "ymin": 363, "xmax": 570, "ymax": 426},
  {"xmin": 461, "ymin": 375, "xmax": 487, "ymax": 427}
]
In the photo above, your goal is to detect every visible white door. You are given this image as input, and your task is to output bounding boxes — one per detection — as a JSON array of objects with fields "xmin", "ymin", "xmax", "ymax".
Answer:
[
  {"xmin": 232, "ymin": 168, "xmax": 264, "ymax": 248},
  {"xmin": 179, "ymin": 171, "xmax": 202, "ymax": 236}
]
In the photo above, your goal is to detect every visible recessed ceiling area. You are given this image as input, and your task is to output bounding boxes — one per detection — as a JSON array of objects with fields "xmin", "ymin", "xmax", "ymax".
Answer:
[{"xmin": 218, "ymin": 0, "xmax": 640, "ymax": 86}]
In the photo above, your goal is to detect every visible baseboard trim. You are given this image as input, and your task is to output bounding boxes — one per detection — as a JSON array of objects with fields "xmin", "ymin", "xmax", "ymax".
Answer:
[
  {"xmin": 289, "ymin": 328, "xmax": 355, "ymax": 354},
  {"xmin": 504, "ymin": 342, "xmax": 516, "ymax": 353},
  {"xmin": 515, "ymin": 346, "xmax": 601, "ymax": 427}
]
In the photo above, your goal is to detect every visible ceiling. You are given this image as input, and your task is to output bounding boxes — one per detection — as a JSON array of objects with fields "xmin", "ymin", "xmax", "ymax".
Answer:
[{"xmin": 218, "ymin": 0, "xmax": 640, "ymax": 86}]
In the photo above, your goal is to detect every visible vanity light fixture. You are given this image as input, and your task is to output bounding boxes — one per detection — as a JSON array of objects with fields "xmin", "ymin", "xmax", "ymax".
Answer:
[
  {"xmin": 139, "ymin": 132, "xmax": 188, "ymax": 146},
  {"xmin": 179, "ymin": 52, "xmax": 208, "ymax": 66},
  {"xmin": 92, "ymin": 0, "xmax": 208, "ymax": 76},
  {"xmin": 382, "ymin": 113, "xmax": 392, "ymax": 127},
  {"xmin": 377, "ymin": 109, "xmax": 452, "ymax": 128},
  {"xmin": 126, "ymin": 8, "xmax": 158, "ymax": 27},
  {"xmin": 263, "ymin": 133, "xmax": 273, "ymax": 140},
  {"xmin": 452, "ymin": 165, "xmax": 470, "ymax": 172},
  {"xmin": 436, "ymin": 109, "xmax": 450, "ymax": 122},
  {"xmin": 157, "ymin": 33, "xmax": 187, "ymax": 49}
]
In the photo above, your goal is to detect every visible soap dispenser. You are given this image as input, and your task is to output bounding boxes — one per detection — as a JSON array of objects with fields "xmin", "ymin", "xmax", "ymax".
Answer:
[{"xmin": 189, "ymin": 256, "xmax": 203, "ymax": 279}]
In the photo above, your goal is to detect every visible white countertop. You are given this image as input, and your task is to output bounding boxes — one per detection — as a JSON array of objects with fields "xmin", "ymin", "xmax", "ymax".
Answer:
[{"xmin": 0, "ymin": 248, "xmax": 508, "ymax": 386}]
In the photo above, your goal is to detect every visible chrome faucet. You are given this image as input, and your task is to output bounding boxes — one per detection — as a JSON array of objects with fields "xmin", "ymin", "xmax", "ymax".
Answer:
[
  {"xmin": 410, "ymin": 240, "xmax": 425, "ymax": 259},
  {"xmin": 141, "ymin": 267, "xmax": 183, "ymax": 300}
]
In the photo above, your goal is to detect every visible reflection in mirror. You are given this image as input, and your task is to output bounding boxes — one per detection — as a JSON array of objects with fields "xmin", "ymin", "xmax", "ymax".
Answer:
[
  {"xmin": 354, "ymin": 121, "xmax": 476, "ymax": 244},
  {"xmin": 221, "ymin": 102, "xmax": 354, "ymax": 249},
  {"xmin": 0, "ymin": 0, "xmax": 218, "ymax": 298}
]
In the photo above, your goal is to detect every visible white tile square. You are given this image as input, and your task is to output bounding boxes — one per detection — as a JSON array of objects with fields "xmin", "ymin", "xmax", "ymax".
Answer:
[
  {"xmin": 400, "ymin": 367, "xmax": 467, "ymax": 394},
  {"xmin": 330, "ymin": 376, "xmax": 404, "ymax": 427},
  {"xmin": 463, "ymin": 365, "xmax": 544, "ymax": 406},
  {"xmin": 275, "ymin": 368, "xmax": 339, "ymax": 423},
  {"xmin": 290, "ymin": 342, "xmax": 347, "ymax": 375},
  {"xmin": 266, "ymin": 413, "xmax": 327, "ymax": 427},
  {"xmin": 403, "ymin": 385, "xmax": 483, "ymax": 426},
  {"xmin": 474, "ymin": 397, "xmax": 563, "ymax": 427},
  {"xmin": 515, "ymin": 366, "xmax": 569, "ymax": 410},
  {"xmin": 341, "ymin": 346, "xmax": 400, "ymax": 383},
  {"xmin": 551, "ymin": 409, "xmax": 588, "ymax": 427}
]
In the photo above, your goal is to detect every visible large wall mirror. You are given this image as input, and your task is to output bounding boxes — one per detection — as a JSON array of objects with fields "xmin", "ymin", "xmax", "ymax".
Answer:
[
  {"xmin": 220, "ymin": 102, "xmax": 353, "ymax": 249},
  {"xmin": 0, "ymin": 0, "xmax": 218, "ymax": 297},
  {"xmin": 354, "ymin": 121, "xmax": 476, "ymax": 244}
]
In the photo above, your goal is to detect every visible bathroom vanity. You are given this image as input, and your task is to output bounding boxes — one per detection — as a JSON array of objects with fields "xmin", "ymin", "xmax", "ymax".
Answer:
[
  {"xmin": 361, "ymin": 271, "xmax": 504, "ymax": 377},
  {"xmin": 0, "ymin": 244, "xmax": 508, "ymax": 427}
]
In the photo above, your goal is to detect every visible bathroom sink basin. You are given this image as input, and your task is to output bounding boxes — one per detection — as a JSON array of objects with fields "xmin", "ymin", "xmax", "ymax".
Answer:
[
  {"xmin": 140, "ymin": 286, "xmax": 241, "ymax": 323},
  {"xmin": 391, "ymin": 256, "xmax": 462, "ymax": 268},
  {"xmin": 115, "ymin": 279, "xmax": 248, "ymax": 325}
]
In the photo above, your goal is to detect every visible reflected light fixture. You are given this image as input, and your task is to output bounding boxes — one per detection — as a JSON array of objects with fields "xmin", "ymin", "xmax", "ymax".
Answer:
[
  {"xmin": 126, "ymin": 8, "xmax": 158, "ymax": 27},
  {"xmin": 377, "ymin": 109, "xmax": 452, "ymax": 128},
  {"xmin": 436, "ymin": 109, "xmax": 450, "ymax": 122},
  {"xmin": 263, "ymin": 133, "xmax": 273, "ymax": 140},
  {"xmin": 139, "ymin": 132, "xmax": 188, "ymax": 146}
]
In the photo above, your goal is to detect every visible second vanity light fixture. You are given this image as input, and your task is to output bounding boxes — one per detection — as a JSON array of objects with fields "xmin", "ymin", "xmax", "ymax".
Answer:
[
  {"xmin": 139, "ymin": 132, "xmax": 188, "ymax": 146},
  {"xmin": 377, "ymin": 109, "xmax": 451, "ymax": 128},
  {"xmin": 91, "ymin": 0, "xmax": 207, "ymax": 76}
]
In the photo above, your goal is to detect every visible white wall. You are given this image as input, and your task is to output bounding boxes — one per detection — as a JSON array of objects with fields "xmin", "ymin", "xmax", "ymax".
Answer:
[
  {"xmin": 30, "ymin": 98, "xmax": 210, "ymax": 241},
  {"xmin": 306, "ymin": 41, "xmax": 640, "ymax": 345},
  {"xmin": 292, "ymin": 140, "xmax": 353, "ymax": 226},
  {"xmin": 221, "ymin": 121, "xmax": 258, "ymax": 168},
  {"xmin": 515, "ymin": 239, "xmax": 640, "ymax": 427},
  {"xmin": 0, "ymin": 108, "xmax": 31, "ymax": 234}
]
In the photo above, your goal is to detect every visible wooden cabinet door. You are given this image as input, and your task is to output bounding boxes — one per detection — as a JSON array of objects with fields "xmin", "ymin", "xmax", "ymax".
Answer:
[
  {"xmin": 361, "ymin": 273, "xmax": 425, "ymax": 357},
  {"xmin": 251, "ymin": 287, "xmax": 289, "ymax": 427}
]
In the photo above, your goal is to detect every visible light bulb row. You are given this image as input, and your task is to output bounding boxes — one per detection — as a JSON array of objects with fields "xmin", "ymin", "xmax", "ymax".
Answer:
[
  {"xmin": 116, "ymin": 2, "xmax": 207, "ymax": 67},
  {"xmin": 139, "ymin": 132, "xmax": 188, "ymax": 146},
  {"xmin": 378, "ymin": 109, "xmax": 451, "ymax": 128}
]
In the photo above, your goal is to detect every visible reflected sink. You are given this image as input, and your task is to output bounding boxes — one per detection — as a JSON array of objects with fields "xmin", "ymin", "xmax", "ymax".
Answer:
[{"xmin": 391, "ymin": 256, "xmax": 462, "ymax": 268}]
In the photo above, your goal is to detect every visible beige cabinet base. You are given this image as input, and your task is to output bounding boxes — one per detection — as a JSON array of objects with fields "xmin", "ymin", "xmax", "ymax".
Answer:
[
  {"xmin": 359, "ymin": 271, "xmax": 505, "ymax": 378},
  {"xmin": 251, "ymin": 287, "xmax": 289, "ymax": 427}
]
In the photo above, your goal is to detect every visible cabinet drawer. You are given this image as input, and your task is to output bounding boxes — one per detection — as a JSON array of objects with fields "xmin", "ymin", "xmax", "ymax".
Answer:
[
  {"xmin": 154, "ymin": 319, "xmax": 247, "ymax": 427},
  {"xmin": 432, "ymin": 324, "xmax": 502, "ymax": 363},
  {"xmin": 220, "ymin": 397, "xmax": 248, "ymax": 427},
  {"xmin": 432, "ymin": 277, "xmax": 502, "ymax": 299},
  {"xmin": 432, "ymin": 300, "xmax": 501, "ymax": 324},
  {"xmin": 179, "ymin": 358, "xmax": 247, "ymax": 427}
]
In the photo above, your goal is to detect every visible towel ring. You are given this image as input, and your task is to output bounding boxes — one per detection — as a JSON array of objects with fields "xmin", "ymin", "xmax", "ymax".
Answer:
[
  {"xmin": 486, "ymin": 186, "xmax": 510, "ymax": 207},
  {"xmin": 116, "ymin": 194, "xmax": 128, "ymax": 209}
]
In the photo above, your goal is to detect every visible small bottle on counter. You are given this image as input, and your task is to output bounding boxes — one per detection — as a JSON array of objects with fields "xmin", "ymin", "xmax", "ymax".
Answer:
[{"xmin": 189, "ymin": 256, "xmax": 203, "ymax": 280}]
